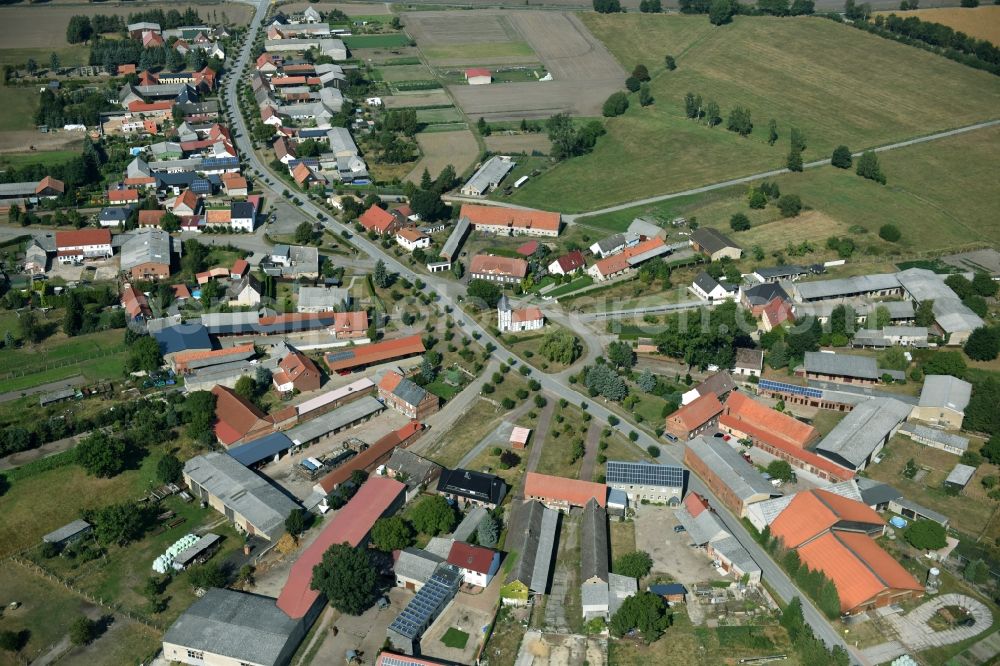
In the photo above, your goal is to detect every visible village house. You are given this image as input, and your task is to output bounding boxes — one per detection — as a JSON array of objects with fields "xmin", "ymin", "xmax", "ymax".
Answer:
[
  {"xmin": 460, "ymin": 203, "xmax": 560, "ymax": 237},
  {"xmin": 359, "ymin": 205, "xmax": 404, "ymax": 236},
  {"xmin": 459, "ymin": 156, "xmax": 514, "ymax": 196},
  {"xmin": 120, "ymin": 229, "xmax": 174, "ymax": 280},
  {"xmin": 691, "ymin": 271, "xmax": 738, "ymax": 301},
  {"xmin": 910, "ymin": 374, "xmax": 972, "ymax": 430},
  {"xmin": 273, "ymin": 349, "xmax": 322, "ymax": 393},
  {"xmin": 447, "ymin": 541, "xmax": 500, "ymax": 587},
  {"xmin": 396, "ymin": 227, "xmax": 431, "ymax": 252},
  {"xmin": 547, "ymin": 250, "xmax": 586, "ymax": 276},
  {"xmin": 665, "ymin": 391, "xmax": 723, "ymax": 441},
  {"xmin": 470, "ymin": 254, "xmax": 528, "ymax": 284},
  {"xmin": 377, "ymin": 370, "xmax": 440, "ymax": 420},
  {"xmin": 733, "ymin": 348, "xmax": 764, "ymax": 377},
  {"xmin": 55, "ymin": 228, "xmax": 113, "ymax": 263},
  {"xmin": 605, "ymin": 460, "xmax": 686, "ymax": 504},
  {"xmin": 690, "ymin": 227, "xmax": 742, "ymax": 261},
  {"xmin": 684, "ymin": 435, "xmax": 780, "ymax": 517},
  {"xmin": 524, "ymin": 472, "xmax": 607, "ymax": 512},
  {"xmin": 436, "ymin": 468, "xmax": 507, "ymax": 509}
]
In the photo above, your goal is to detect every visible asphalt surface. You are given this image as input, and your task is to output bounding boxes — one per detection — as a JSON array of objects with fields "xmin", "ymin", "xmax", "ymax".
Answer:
[{"xmin": 225, "ymin": 3, "xmax": 860, "ymax": 661}]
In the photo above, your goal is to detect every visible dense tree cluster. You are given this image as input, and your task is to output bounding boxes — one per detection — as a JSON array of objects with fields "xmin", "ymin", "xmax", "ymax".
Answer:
[
  {"xmin": 865, "ymin": 12, "xmax": 1000, "ymax": 74},
  {"xmin": 539, "ymin": 329, "xmax": 582, "ymax": 365},
  {"xmin": 602, "ymin": 91, "xmax": 629, "ymax": 117},
  {"xmin": 780, "ymin": 597, "xmax": 851, "ymax": 665},
  {"xmin": 593, "ymin": 0, "xmax": 623, "ymax": 12},
  {"xmin": 586, "ymin": 364, "xmax": 629, "ymax": 401},
  {"xmin": 654, "ymin": 301, "xmax": 753, "ymax": 369},
  {"xmin": 726, "ymin": 105, "xmax": 753, "ymax": 136},
  {"xmin": 856, "ymin": 151, "xmax": 887, "ymax": 184},
  {"xmin": 609, "ymin": 592, "xmax": 671, "ymax": 641},
  {"xmin": 310, "ymin": 543, "xmax": 377, "ymax": 615},
  {"xmin": 546, "ymin": 113, "xmax": 606, "ymax": 161},
  {"xmin": 613, "ymin": 551, "xmax": 653, "ymax": 578}
]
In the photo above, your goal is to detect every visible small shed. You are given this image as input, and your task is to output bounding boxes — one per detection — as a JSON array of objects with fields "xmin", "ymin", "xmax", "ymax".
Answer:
[
  {"xmin": 465, "ymin": 68, "xmax": 492, "ymax": 85},
  {"xmin": 648, "ymin": 582, "xmax": 688, "ymax": 603},
  {"xmin": 43, "ymin": 519, "xmax": 92, "ymax": 546},
  {"xmin": 944, "ymin": 463, "xmax": 976, "ymax": 490},
  {"xmin": 510, "ymin": 427, "xmax": 531, "ymax": 450},
  {"xmin": 607, "ymin": 488, "xmax": 628, "ymax": 517}
]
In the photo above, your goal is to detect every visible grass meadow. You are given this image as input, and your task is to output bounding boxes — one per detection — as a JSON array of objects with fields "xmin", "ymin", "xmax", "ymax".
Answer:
[
  {"xmin": 510, "ymin": 15, "xmax": 1000, "ymax": 213},
  {"xmin": 0, "ymin": 84, "xmax": 41, "ymax": 132}
]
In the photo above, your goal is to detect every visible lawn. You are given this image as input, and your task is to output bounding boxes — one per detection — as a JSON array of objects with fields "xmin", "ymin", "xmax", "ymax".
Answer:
[
  {"xmin": 534, "ymin": 405, "xmax": 589, "ymax": 478},
  {"xmin": 344, "ymin": 34, "xmax": 411, "ymax": 49},
  {"xmin": 0, "ymin": 84, "xmax": 40, "ymax": 132},
  {"xmin": 0, "ymin": 150, "xmax": 78, "ymax": 169},
  {"xmin": 578, "ymin": 124, "xmax": 1000, "ymax": 251},
  {"xmin": 609, "ymin": 520, "xmax": 636, "ymax": 562},
  {"xmin": 546, "ymin": 275, "xmax": 594, "ymax": 298},
  {"xmin": 441, "ymin": 627, "xmax": 470, "ymax": 649},
  {"xmin": 594, "ymin": 429, "xmax": 655, "ymax": 482},
  {"xmin": 511, "ymin": 15, "xmax": 1000, "ymax": 213},
  {"xmin": 416, "ymin": 107, "xmax": 464, "ymax": 124},
  {"xmin": 379, "ymin": 64, "xmax": 436, "ymax": 82},
  {"xmin": 0, "ymin": 45, "xmax": 91, "ymax": 69}
]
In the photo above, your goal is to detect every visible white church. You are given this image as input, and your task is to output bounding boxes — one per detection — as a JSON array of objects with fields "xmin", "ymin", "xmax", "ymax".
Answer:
[{"xmin": 498, "ymin": 294, "xmax": 545, "ymax": 333}]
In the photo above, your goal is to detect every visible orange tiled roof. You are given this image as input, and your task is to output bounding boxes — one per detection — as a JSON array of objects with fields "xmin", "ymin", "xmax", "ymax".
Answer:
[
  {"xmin": 667, "ymin": 392, "xmax": 723, "ymax": 431},
  {"xmin": 324, "ymin": 335, "xmax": 425, "ymax": 372},
  {"xmin": 460, "ymin": 204, "xmax": 560, "ymax": 233},
  {"xmin": 469, "ymin": 254, "xmax": 528, "ymax": 279},
  {"xmin": 396, "ymin": 227, "xmax": 427, "ymax": 243},
  {"xmin": 211, "ymin": 385, "xmax": 268, "ymax": 446},
  {"xmin": 512, "ymin": 307, "xmax": 543, "ymax": 323},
  {"xmin": 138, "ymin": 210, "xmax": 166, "ymax": 226},
  {"xmin": 797, "ymin": 530, "xmax": 922, "ymax": 612},
  {"xmin": 108, "ymin": 189, "xmax": 139, "ymax": 203},
  {"xmin": 525, "ymin": 472, "xmax": 606, "ymax": 508},
  {"xmin": 358, "ymin": 205, "xmax": 397, "ymax": 233},
  {"xmin": 592, "ymin": 237, "xmax": 667, "ymax": 277},
  {"xmin": 55, "ymin": 228, "xmax": 111, "ymax": 248},
  {"xmin": 205, "ymin": 209, "xmax": 231, "ymax": 224},
  {"xmin": 173, "ymin": 189, "xmax": 199, "ymax": 212},
  {"xmin": 722, "ymin": 393, "xmax": 817, "ymax": 449},
  {"xmin": 771, "ymin": 489, "xmax": 884, "ymax": 549},
  {"xmin": 378, "ymin": 370, "xmax": 404, "ymax": 393},
  {"xmin": 332, "ymin": 311, "xmax": 368, "ymax": 332},
  {"xmin": 174, "ymin": 343, "xmax": 255, "ymax": 368}
]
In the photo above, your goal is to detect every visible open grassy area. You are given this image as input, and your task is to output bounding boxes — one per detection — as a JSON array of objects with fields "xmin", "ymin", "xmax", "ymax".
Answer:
[
  {"xmin": 0, "ymin": 84, "xmax": 40, "ymax": 132},
  {"xmin": 511, "ymin": 15, "xmax": 1000, "ymax": 213},
  {"xmin": 609, "ymin": 519, "xmax": 636, "ymax": 562},
  {"xmin": 867, "ymin": 435, "xmax": 1000, "ymax": 544},
  {"xmin": 578, "ymin": 124, "xmax": 1000, "ymax": 252},
  {"xmin": 344, "ymin": 34, "xmax": 411, "ymax": 49},
  {"xmin": 0, "ymin": 45, "xmax": 91, "ymax": 69},
  {"xmin": 0, "ymin": 150, "xmax": 78, "ymax": 169},
  {"xmin": 594, "ymin": 429, "xmax": 655, "ymax": 482},
  {"xmin": 534, "ymin": 404, "xmax": 590, "ymax": 478},
  {"xmin": 0, "ymin": 325, "xmax": 127, "ymax": 394},
  {"xmin": 440, "ymin": 627, "xmax": 470, "ymax": 649},
  {"xmin": 416, "ymin": 106, "xmax": 464, "ymax": 124}
]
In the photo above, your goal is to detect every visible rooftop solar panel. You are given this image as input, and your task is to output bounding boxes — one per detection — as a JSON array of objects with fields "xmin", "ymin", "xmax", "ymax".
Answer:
[
  {"xmin": 758, "ymin": 379, "xmax": 822, "ymax": 399},
  {"xmin": 606, "ymin": 461, "xmax": 685, "ymax": 487},
  {"xmin": 326, "ymin": 349, "xmax": 357, "ymax": 363}
]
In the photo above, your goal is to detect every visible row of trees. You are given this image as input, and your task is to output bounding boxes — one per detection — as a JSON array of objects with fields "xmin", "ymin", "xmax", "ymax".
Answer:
[{"xmin": 680, "ymin": 0, "xmax": 815, "ymax": 15}]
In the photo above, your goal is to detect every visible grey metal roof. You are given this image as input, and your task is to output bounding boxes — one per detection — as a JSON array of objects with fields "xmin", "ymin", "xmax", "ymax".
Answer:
[
  {"xmin": 395, "ymin": 547, "xmax": 443, "ymax": 584},
  {"xmin": 626, "ymin": 242, "xmax": 669, "ymax": 266},
  {"xmin": 606, "ymin": 461, "xmax": 685, "ymax": 488},
  {"xmin": 593, "ymin": 233, "xmax": 625, "ymax": 255},
  {"xmin": 326, "ymin": 127, "xmax": 358, "ymax": 156},
  {"xmin": 742, "ymin": 282, "xmax": 789, "ymax": 307},
  {"xmin": 452, "ymin": 506, "xmax": 487, "ymax": 543},
  {"xmin": 883, "ymin": 326, "xmax": 928, "ymax": 339},
  {"xmin": 627, "ymin": 217, "xmax": 662, "ymax": 238},
  {"xmin": 793, "ymin": 273, "xmax": 900, "ymax": 301},
  {"xmin": 754, "ymin": 265, "xmax": 808, "ymax": 280},
  {"xmin": 462, "ymin": 156, "xmax": 515, "ymax": 195},
  {"xmin": 675, "ymin": 505, "xmax": 728, "ymax": 546},
  {"xmin": 895, "ymin": 267, "xmax": 957, "ymax": 301},
  {"xmin": 228, "ymin": 432, "xmax": 294, "ymax": 467},
  {"xmin": 855, "ymin": 477, "xmax": 903, "ymax": 508},
  {"xmin": 690, "ymin": 227, "xmax": 740, "ymax": 254},
  {"xmin": 385, "ymin": 449, "xmax": 442, "ymax": 488},
  {"xmin": 162, "ymin": 588, "xmax": 300, "ymax": 666},
  {"xmin": 581, "ymin": 581, "xmax": 609, "ymax": 610},
  {"xmin": 581, "ymin": 498, "xmax": 608, "ymax": 584},
  {"xmin": 43, "ymin": 519, "xmax": 91, "ymax": 544},
  {"xmin": 608, "ymin": 573, "xmax": 638, "ymax": 616},
  {"xmin": 183, "ymin": 453, "xmax": 299, "ymax": 540},
  {"xmin": 607, "ymin": 488, "xmax": 628, "ymax": 507},
  {"xmin": 285, "ymin": 396, "xmax": 385, "ymax": 445},
  {"xmin": 297, "ymin": 286, "xmax": 349, "ymax": 311},
  {"xmin": 120, "ymin": 229, "xmax": 172, "ymax": 271},
  {"xmin": 440, "ymin": 216, "xmax": 470, "ymax": 261},
  {"xmin": 889, "ymin": 496, "xmax": 949, "ymax": 526},
  {"xmin": 172, "ymin": 533, "xmax": 221, "ymax": 569},
  {"xmin": 388, "ymin": 375, "xmax": 428, "ymax": 409},
  {"xmin": 932, "ymin": 297, "xmax": 984, "ymax": 335},
  {"xmin": 509, "ymin": 501, "xmax": 560, "ymax": 593},
  {"xmin": 710, "ymin": 535, "xmax": 760, "ymax": 575},
  {"xmin": 804, "ymin": 351, "xmax": 879, "ymax": 380},
  {"xmin": 0, "ymin": 182, "xmax": 39, "ymax": 197},
  {"xmin": 686, "ymin": 436, "xmax": 777, "ymax": 502},
  {"xmin": 697, "ymin": 372, "xmax": 736, "ymax": 399},
  {"xmin": 898, "ymin": 423, "xmax": 969, "ymax": 452},
  {"xmin": 815, "ymin": 397, "xmax": 912, "ymax": 469},
  {"xmin": 918, "ymin": 375, "xmax": 972, "ymax": 411},
  {"xmin": 946, "ymin": 463, "xmax": 976, "ymax": 487}
]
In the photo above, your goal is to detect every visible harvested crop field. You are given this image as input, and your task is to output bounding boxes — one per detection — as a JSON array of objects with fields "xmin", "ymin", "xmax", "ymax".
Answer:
[
  {"xmin": 0, "ymin": 129, "xmax": 86, "ymax": 154},
  {"xmin": 405, "ymin": 129, "xmax": 479, "ymax": 184},
  {"xmin": 405, "ymin": 11, "xmax": 537, "ymax": 65},
  {"xmin": 384, "ymin": 90, "xmax": 453, "ymax": 108},
  {"xmin": 439, "ymin": 11, "xmax": 625, "ymax": 121},
  {"xmin": 485, "ymin": 133, "xmax": 551, "ymax": 155},
  {"xmin": 875, "ymin": 6, "xmax": 1000, "ymax": 46},
  {"xmin": 280, "ymin": 1, "xmax": 392, "ymax": 15},
  {"xmin": 0, "ymin": 2, "xmax": 252, "ymax": 49}
]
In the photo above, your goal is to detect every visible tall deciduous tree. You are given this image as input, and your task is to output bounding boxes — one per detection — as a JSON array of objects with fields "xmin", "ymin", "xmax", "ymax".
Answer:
[
  {"xmin": 311, "ymin": 543, "xmax": 377, "ymax": 615},
  {"xmin": 856, "ymin": 151, "xmax": 887, "ymax": 184},
  {"xmin": 409, "ymin": 495, "xmax": 456, "ymax": 536},
  {"xmin": 831, "ymin": 145, "xmax": 852, "ymax": 169},
  {"xmin": 76, "ymin": 431, "xmax": 127, "ymax": 478}
]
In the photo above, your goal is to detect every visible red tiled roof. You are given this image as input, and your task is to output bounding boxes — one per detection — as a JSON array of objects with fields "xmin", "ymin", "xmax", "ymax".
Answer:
[
  {"xmin": 124, "ymin": 176, "xmax": 156, "ymax": 187},
  {"xmin": 745, "ymin": 429, "xmax": 853, "ymax": 481},
  {"xmin": 524, "ymin": 472, "xmax": 606, "ymax": 508},
  {"xmin": 515, "ymin": 240, "xmax": 538, "ymax": 256},
  {"xmin": 231, "ymin": 258, "xmax": 249, "ymax": 276},
  {"xmin": 358, "ymin": 205, "xmax": 397, "ymax": 234},
  {"xmin": 553, "ymin": 250, "xmax": 585, "ymax": 273},
  {"xmin": 108, "ymin": 189, "xmax": 140, "ymax": 203},
  {"xmin": 460, "ymin": 204, "xmax": 560, "ymax": 233},
  {"xmin": 173, "ymin": 189, "xmax": 199, "ymax": 213},
  {"xmin": 469, "ymin": 254, "xmax": 528, "ymax": 279},
  {"xmin": 315, "ymin": 422, "xmax": 422, "ymax": 495},
  {"xmin": 292, "ymin": 162, "xmax": 316, "ymax": 185},
  {"xmin": 771, "ymin": 489, "xmax": 884, "ymax": 549},
  {"xmin": 797, "ymin": 530, "xmax": 922, "ymax": 612},
  {"xmin": 331, "ymin": 311, "xmax": 368, "ymax": 333},
  {"xmin": 396, "ymin": 227, "xmax": 427, "ymax": 243},
  {"xmin": 223, "ymin": 174, "xmax": 248, "ymax": 192},
  {"xmin": 55, "ymin": 228, "xmax": 111, "ymax": 249},
  {"xmin": 512, "ymin": 307, "xmax": 543, "ymax": 323},
  {"xmin": 762, "ymin": 297, "xmax": 794, "ymax": 327},
  {"xmin": 378, "ymin": 370, "xmax": 403, "ymax": 393},
  {"xmin": 324, "ymin": 335, "xmax": 425, "ymax": 372},
  {"xmin": 465, "ymin": 68, "xmax": 491, "ymax": 78},
  {"xmin": 684, "ymin": 492, "xmax": 709, "ymax": 517},
  {"xmin": 127, "ymin": 100, "xmax": 173, "ymax": 113},
  {"xmin": 666, "ymin": 392, "xmax": 723, "ymax": 431},
  {"xmin": 121, "ymin": 285, "xmax": 150, "ymax": 319},
  {"xmin": 448, "ymin": 541, "xmax": 496, "ymax": 574},
  {"xmin": 210, "ymin": 385, "xmax": 268, "ymax": 446},
  {"xmin": 138, "ymin": 210, "xmax": 166, "ymax": 226},
  {"xmin": 118, "ymin": 64, "xmax": 137, "ymax": 75},
  {"xmin": 271, "ymin": 76, "xmax": 307, "ymax": 86},
  {"xmin": 592, "ymin": 237, "xmax": 667, "ymax": 278},
  {"xmin": 721, "ymin": 393, "xmax": 817, "ymax": 449},
  {"xmin": 277, "ymin": 476, "xmax": 406, "ymax": 618},
  {"xmin": 35, "ymin": 176, "xmax": 64, "ymax": 194},
  {"xmin": 174, "ymin": 343, "xmax": 254, "ymax": 371},
  {"xmin": 173, "ymin": 284, "xmax": 191, "ymax": 299},
  {"xmin": 274, "ymin": 350, "xmax": 319, "ymax": 386}
]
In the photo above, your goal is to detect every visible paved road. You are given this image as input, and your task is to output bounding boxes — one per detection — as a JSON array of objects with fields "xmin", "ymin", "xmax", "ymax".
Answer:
[{"xmin": 225, "ymin": 6, "xmax": 859, "ymax": 661}]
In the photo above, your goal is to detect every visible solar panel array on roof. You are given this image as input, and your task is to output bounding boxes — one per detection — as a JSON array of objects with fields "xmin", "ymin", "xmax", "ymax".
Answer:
[
  {"xmin": 325, "ymin": 349, "xmax": 357, "ymax": 363},
  {"xmin": 758, "ymin": 379, "xmax": 823, "ymax": 399},
  {"xmin": 606, "ymin": 461, "xmax": 685, "ymax": 487},
  {"xmin": 388, "ymin": 565, "xmax": 461, "ymax": 639}
]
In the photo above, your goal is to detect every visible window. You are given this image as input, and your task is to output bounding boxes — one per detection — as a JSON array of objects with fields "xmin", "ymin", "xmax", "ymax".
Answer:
[{"xmin": 186, "ymin": 649, "xmax": 204, "ymax": 659}]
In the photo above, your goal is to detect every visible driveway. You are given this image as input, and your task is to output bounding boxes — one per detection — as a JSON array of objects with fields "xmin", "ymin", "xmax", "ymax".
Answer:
[
  {"xmin": 634, "ymin": 505, "xmax": 724, "ymax": 585},
  {"xmin": 308, "ymin": 587, "xmax": 413, "ymax": 666}
]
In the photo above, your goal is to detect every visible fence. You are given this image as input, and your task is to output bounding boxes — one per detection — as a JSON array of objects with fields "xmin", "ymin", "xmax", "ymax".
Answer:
[{"xmin": 0, "ymin": 344, "xmax": 126, "ymax": 382}]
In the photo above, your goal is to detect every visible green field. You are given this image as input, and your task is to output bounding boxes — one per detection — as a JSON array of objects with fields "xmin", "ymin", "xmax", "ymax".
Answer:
[
  {"xmin": 417, "ymin": 107, "xmax": 463, "ymax": 124},
  {"xmin": 0, "ymin": 150, "xmax": 78, "ymax": 169},
  {"xmin": 0, "ymin": 45, "xmax": 91, "ymax": 69},
  {"xmin": 510, "ymin": 15, "xmax": 1000, "ymax": 213},
  {"xmin": 0, "ymin": 326, "xmax": 127, "ymax": 394},
  {"xmin": 579, "ymin": 124, "xmax": 1000, "ymax": 251},
  {"xmin": 0, "ymin": 84, "xmax": 39, "ymax": 132},
  {"xmin": 344, "ymin": 34, "xmax": 411, "ymax": 49},
  {"xmin": 379, "ymin": 63, "xmax": 436, "ymax": 82},
  {"xmin": 420, "ymin": 41, "xmax": 536, "ymax": 62}
]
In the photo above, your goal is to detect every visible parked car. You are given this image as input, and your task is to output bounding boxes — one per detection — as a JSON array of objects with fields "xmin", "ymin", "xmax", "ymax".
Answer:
[{"xmin": 673, "ymin": 525, "xmax": 686, "ymax": 533}]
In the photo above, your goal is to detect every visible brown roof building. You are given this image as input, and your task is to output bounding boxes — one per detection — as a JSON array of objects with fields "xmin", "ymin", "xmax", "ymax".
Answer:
[
  {"xmin": 524, "ymin": 472, "xmax": 606, "ymax": 512},
  {"xmin": 377, "ymin": 371, "xmax": 439, "ymax": 420},
  {"xmin": 211, "ymin": 385, "xmax": 275, "ymax": 447},
  {"xmin": 460, "ymin": 204, "xmax": 560, "ymax": 237},
  {"xmin": 469, "ymin": 254, "xmax": 528, "ymax": 283},
  {"xmin": 273, "ymin": 350, "xmax": 322, "ymax": 394},
  {"xmin": 665, "ymin": 392, "xmax": 723, "ymax": 441}
]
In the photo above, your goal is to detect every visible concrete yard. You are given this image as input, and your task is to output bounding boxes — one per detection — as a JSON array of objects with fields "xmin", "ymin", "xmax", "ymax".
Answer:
[
  {"xmin": 308, "ymin": 587, "xmax": 414, "ymax": 666},
  {"xmin": 419, "ymin": 575, "xmax": 501, "ymax": 664},
  {"xmin": 633, "ymin": 504, "xmax": 726, "ymax": 585},
  {"xmin": 514, "ymin": 631, "xmax": 606, "ymax": 666}
]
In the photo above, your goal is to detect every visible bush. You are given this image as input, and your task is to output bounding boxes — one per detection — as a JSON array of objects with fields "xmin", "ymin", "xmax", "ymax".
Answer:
[
  {"xmin": 730, "ymin": 213, "xmax": 751, "ymax": 231},
  {"xmin": 625, "ymin": 76, "xmax": 641, "ymax": 92},
  {"xmin": 69, "ymin": 617, "xmax": 98, "ymax": 646},
  {"xmin": 777, "ymin": 194, "xmax": 802, "ymax": 217},
  {"xmin": 831, "ymin": 145, "xmax": 852, "ymax": 169},
  {"xmin": 602, "ymin": 91, "xmax": 629, "ymax": 117},
  {"xmin": 613, "ymin": 550, "xmax": 653, "ymax": 578},
  {"xmin": 878, "ymin": 224, "xmax": 901, "ymax": 242},
  {"xmin": 904, "ymin": 520, "xmax": 947, "ymax": 550},
  {"xmin": 647, "ymin": 445, "xmax": 660, "ymax": 457}
]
